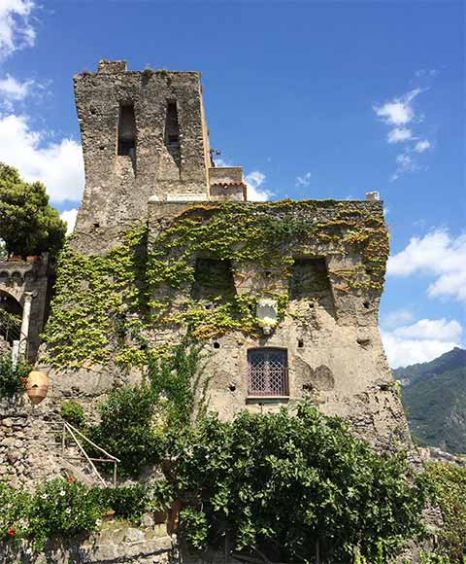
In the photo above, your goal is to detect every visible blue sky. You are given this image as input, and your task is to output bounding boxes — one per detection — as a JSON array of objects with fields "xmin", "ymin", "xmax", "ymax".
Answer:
[{"xmin": 0, "ymin": 0, "xmax": 464, "ymax": 367}]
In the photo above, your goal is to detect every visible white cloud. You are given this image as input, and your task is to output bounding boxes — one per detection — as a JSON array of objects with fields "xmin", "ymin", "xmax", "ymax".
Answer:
[
  {"xmin": 0, "ymin": 73, "xmax": 35, "ymax": 112},
  {"xmin": 0, "ymin": 113, "xmax": 84, "ymax": 202},
  {"xmin": 0, "ymin": 73, "xmax": 32, "ymax": 100},
  {"xmin": 245, "ymin": 170, "xmax": 271, "ymax": 202},
  {"xmin": 387, "ymin": 127, "xmax": 412, "ymax": 144},
  {"xmin": 382, "ymin": 309, "xmax": 414, "ymax": 329},
  {"xmin": 375, "ymin": 87, "xmax": 433, "ymax": 179},
  {"xmin": 60, "ymin": 208, "xmax": 79, "ymax": 235},
  {"xmin": 0, "ymin": 0, "xmax": 35, "ymax": 59},
  {"xmin": 414, "ymin": 139, "xmax": 431, "ymax": 153},
  {"xmin": 295, "ymin": 171, "xmax": 311, "ymax": 187},
  {"xmin": 388, "ymin": 230, "xmax": 466, "ymax": 303},
  {"xmin": 415, "ymin": 69, "xmax": 438, "ymax": 79},
  {"xmin": 391, "ymin": 318, "xmax": 462, "ymax": 341},
  {"xmin": 213, "ymin": 157, "xmax": 230, "ymax": 167},
  {"xmin": 391, "ymin": 151, "xmax": 418, "ymax": 180},
  {"xmin": 382, "ymin": 318, "xmax": 463, "ymax": 368},
  {"xmin": 374, "ymin": 88, "xmax": 421, "ymax": 126}
]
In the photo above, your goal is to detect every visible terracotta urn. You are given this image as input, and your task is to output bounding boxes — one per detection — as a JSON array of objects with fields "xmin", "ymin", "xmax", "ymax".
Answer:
[{"xmin": 25, "ymin": 371, "xmax": 49, "ymax": 405}]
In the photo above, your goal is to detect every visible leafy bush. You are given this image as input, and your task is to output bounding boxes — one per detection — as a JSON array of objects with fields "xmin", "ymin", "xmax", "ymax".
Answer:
[
  {"xmin": 419, "ymin": 553, "xmax": 460, "ymax": 564},
  {"xmin": 0, "ymin": 163, "xmax": 66, "ymax": 258},
  {"xmin": 95, "ymin": 484, "xmax": 149, "ymax": 522},
  {"xmin": 88, "ymin": 384, "xmax": 160, "ymax": 477},
  {"xmin": 0, "ymin": 479, "xmax": 170, "ymax": 550},
  {"xmin": 424, "ymin": 462, "xmax": 466, "ymax": 562},
  {"xmin": 150, "ymin": 480, "xmax": 175, "ymax": 512},
  {"xmin": 28, "ymin": 479, "xmax": 102, "ymax": 551},
  {"xmin": 164, "ymin": 404, "xmax": 428, "ymax": 562},
  {"xmin": 60, "ymin": 400, "xmax": 86, "ymax": 430},
  {"xmin": 0, "ymin": 354, "xmax": 29, "ymax": 398},
  {"xmin": 0, "ymin": 482, "xmax": 30, "ymax": 542},
  {"xmin": 87, "ymin": 344, "xmax": 205, "ymax": 478}
]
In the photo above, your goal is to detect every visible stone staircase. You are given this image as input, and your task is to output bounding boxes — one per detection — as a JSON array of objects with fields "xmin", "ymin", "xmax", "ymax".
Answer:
[
  {"xmin": 43, "ymin": 414, "xmax": 119, "ymax": 487},
  {"xmin": 1, "ymin": 399, "xmax": 119, "ymax": 489}
]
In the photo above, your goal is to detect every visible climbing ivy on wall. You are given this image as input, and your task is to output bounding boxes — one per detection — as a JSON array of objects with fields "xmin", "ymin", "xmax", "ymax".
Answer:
[
  {"xmin": 42, "ymin": 200, "xmax": 389, "ymax": 369},
  {"xmin": 42, "ymin": 226, "xmax": 149, "ymax": 369}
]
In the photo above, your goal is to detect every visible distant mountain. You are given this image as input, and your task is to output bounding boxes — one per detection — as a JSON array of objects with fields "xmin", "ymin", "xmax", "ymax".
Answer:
[{"xmin": 393, "ymin": 348, "xmax": 466, "ymax": 454}]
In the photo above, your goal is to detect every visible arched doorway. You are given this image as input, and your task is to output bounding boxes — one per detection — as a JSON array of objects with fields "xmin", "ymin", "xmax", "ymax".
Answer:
[{"xmin": 0, "ymin": 290, "xmax": 22, "ymax": 349}]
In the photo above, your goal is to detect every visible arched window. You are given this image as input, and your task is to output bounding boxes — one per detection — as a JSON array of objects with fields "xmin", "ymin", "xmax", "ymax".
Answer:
[
  {"xmin": 0, "ymin": 290, "xmax": 22, "ymax": 345},
  {"xmin": 247, "ymin": 348, "xmax": 288, "ymax": 396}
]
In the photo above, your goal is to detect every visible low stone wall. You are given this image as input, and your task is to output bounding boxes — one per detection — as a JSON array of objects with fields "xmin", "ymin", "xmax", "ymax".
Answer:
[
  {"xmin": 0, "ymin": 524, "xmax": 240, "ymax": 564},
  {"xmin": 1, "ymin": 524, "xmax": 174, "ymax": 563}
]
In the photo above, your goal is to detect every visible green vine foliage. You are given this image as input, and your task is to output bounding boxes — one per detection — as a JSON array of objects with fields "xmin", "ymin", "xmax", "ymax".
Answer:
[
  {"xmin": 43, "ymin": 201, "xmax": 388, "ymax": 370},
  {"xmin": 162, "ymin": 403, "xmax": 427, "ymax": 563},
  {"xmin": 87, "ymin": 343, "xmax": 206, "ymax": 478},
  {"xmin": 42, "ymin": 226, "xmax": 148, "ymax": 369},
  {"xmin": 60, "ymin": 400, "xmax": 87, "ymax": 430}
]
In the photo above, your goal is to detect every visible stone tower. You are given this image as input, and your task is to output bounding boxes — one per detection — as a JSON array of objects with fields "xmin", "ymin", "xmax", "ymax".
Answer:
[
  {"xmin": 74, "ymin": 60, "xmax": 246, "ymax": 240},
  {"xmin": 40, "ymin": 60, "xmax": 410, "ymax": 454}
]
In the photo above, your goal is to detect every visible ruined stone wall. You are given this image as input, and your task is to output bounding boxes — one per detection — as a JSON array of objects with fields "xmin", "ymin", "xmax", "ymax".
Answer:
[{"xmin": 0, "ymin": 526, "xmax": 242, "ymax": 564}]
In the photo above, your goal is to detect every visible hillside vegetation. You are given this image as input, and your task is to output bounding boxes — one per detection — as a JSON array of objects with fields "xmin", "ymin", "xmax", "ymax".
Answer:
[{"xmin": 394, "ymin": 348, "xmax": 466, "ymax": 454}]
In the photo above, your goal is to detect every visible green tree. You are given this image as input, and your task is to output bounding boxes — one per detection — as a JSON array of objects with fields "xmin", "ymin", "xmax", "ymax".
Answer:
[
  {"xmin": 0, "ymin": 163, "xmax": 66, "ymax": 258},
  {"xmin": 164, "ymin": 404, "xmax": 428, "ymax": 563},
  {"xmin": 88, "ymin": 384, "xmax": 160, "ymax": 477}
]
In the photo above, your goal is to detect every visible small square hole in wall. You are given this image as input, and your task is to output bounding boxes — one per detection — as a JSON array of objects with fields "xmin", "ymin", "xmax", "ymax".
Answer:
[{"xmin": 298, "ymin": 338, "xmax": 304, "ymax": 348}]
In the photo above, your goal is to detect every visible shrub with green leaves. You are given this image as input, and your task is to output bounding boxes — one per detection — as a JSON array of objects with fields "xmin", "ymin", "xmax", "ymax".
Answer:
[
  {"xmin": 164, "ymin": 404, "xmax": 428, "ymax": 562},
  {"xmin": 28, "ymin": 479, "xmax": 102, "ymax": 551},
  {"xmin": 424, "ymin": 462, "xmax": 466, "ymax": 562},
  {"xmin": 60, "ymin": 400, "xmax": 87, "ymax": 429},
  {"xmin": 0, "ymin": 482, "xmax": 30, "ymax": 542},
  {"xmin": 0, "ymin": 353, "xmax": 29, "ymax": 399},
  {"xmin": 95, "ymin": 484, "xmax": 149, "ymax": 522},
  {"xmin": 88, "ymin": 384, "xmax": 160, "ymax": 477},
  {"xmin": 87, "ymin": 344, "xmax": 205, "ymax": 478}
]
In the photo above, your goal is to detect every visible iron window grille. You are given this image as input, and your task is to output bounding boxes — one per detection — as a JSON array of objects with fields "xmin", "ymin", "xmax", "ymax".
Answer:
[{"xmin": 247, "ymin": 348, "xmax": 289, "ymax": 396}]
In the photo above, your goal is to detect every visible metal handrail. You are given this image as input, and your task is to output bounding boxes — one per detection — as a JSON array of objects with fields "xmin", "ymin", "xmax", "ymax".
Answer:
[{"xmin": 61, "ymin": 421, "xmax": 120, "ymax": 486}]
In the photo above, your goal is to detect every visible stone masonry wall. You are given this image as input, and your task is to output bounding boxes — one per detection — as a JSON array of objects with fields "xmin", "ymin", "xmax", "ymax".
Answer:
[{"xmin": 74, "ymin": 61, "xmax": 211, "ymax": 238}]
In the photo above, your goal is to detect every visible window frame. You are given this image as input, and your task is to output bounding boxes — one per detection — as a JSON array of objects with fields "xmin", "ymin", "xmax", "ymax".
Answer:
[{"xmin": 247, "ymin": 347, "xmax": 289, "ymax": 398}]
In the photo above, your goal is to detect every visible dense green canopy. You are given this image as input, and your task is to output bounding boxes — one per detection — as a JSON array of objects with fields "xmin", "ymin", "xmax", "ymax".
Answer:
[{"xmin": 0, "ymin": 163, "xmax": 66, "ymax": 259}]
